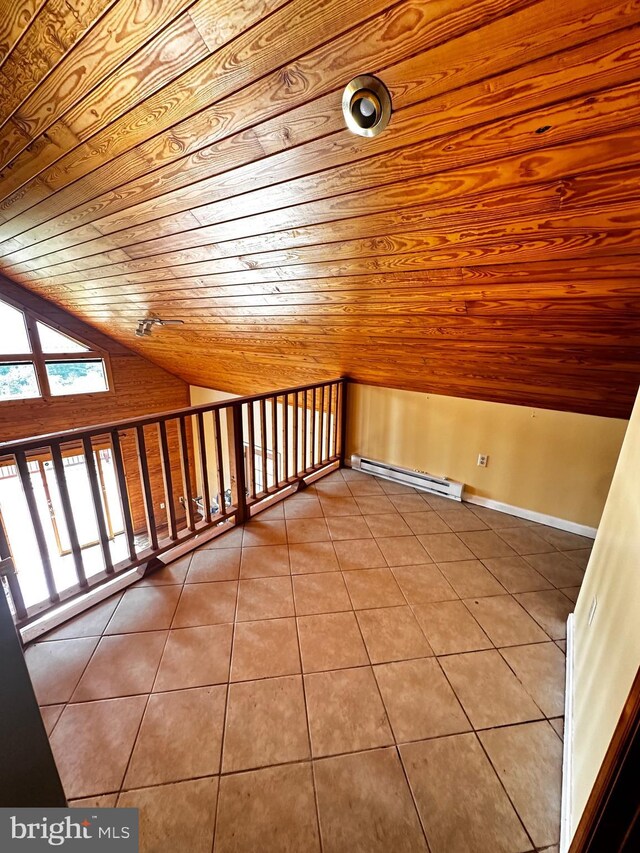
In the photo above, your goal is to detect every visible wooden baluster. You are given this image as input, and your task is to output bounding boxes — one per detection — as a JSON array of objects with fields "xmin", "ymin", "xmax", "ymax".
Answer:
[
  {"xmin": 196, "ymin": 413, "xmax": 212, "ymax": 523},
  {"xmin": 271, "ymin": 395, "xmax": 279, "ymax": 488},
  {"xmin": 0, "ymin": 509, "xmax": 27, "ymax": 621},
  {"xmin": 82, "ymin": 436, "xmax": 114, "ymax": 573},
  {"xmin": 260, "ymin": 398, "xmax": 268, "ymax": 493},
  {"xmin": 311, "ymin": 387, "xmax": 317, "ymax": 468},
  {"xmin": 293, "ymin": 392, "xmax": 299, "ymax": 475},
  {"xmin": 179, "ymin": 416, "xmax": 196, "ymax": 532},
  {"xmin": 319, "ymin": 385, "xmax": 325, "ymax": 464},
  {"xmin": 302, "ymin": 390, "xmax": 308, "ymax": 471},
  {"xmin": 339, "ymin": 379, "xmax": 348, "ymax": 467},
  {"xmin": 333, "ymin": 383, "xmax": 340, "ymax": 459},
  {"xmin": 283, "ymin": 393, "xmax": 289, "ymax": 482},
  {"xmin": 230, "ymin": 403, "xmax": 248, "ymax": 524},
  {"xmin": 157, "ymin": 421, "xmax": 177, "ymax": 541},
  {"xmin": 248, "ymin": 402, "xmax": 257, "ymax": 500},
  {"xmin": 50, "ymin": 443, "xmax": 87, "ymax": 588},
  {"xmin": 326, "ymin": 383, "xmax": 334, "ymax": 460},
  {"xmin": 110, "ymin": 430, "xmax": 137, "ymax": 559},
  {"xmin": 134, "ymin": 426, "xmax": 159, "ymax": 550},
  {"xmin": 14, "ymin": 451, "xmax": 58, "ymax": 603},
  {"xmin": 214, "ymin": 409, "xmax": 226, "ymax": 515}
]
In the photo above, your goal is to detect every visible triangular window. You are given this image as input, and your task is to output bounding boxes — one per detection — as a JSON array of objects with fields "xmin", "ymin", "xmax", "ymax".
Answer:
[{"xmin": 36, "ymin": 321, "xmax": 89, "ymax": 353}]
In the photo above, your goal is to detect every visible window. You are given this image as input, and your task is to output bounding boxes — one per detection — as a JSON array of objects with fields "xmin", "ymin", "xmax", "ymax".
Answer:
[{"xmin": 0, "ymin": 296, "xmax": 110, "ymax": 402}]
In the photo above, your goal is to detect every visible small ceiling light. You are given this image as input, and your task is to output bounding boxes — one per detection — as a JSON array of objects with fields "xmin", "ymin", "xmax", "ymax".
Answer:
[
  {"xmin": 135, "ymin": 317, "xmax": 184, "ymax": 337},
  {"xmin": 342, "ymin": 75, "xmax": 391, "ymax": 138}
]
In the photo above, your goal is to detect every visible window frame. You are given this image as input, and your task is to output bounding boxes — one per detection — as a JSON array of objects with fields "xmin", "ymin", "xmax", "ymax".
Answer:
[{"xmin": 0, "ymin": 294, "xmax": 113, "ymax": 403}]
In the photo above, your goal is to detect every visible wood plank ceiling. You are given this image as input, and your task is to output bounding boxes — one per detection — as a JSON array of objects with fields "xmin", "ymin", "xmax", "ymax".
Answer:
[{"xmin": 0, "ymin": 0, "xmax": 639, "ymax": 418}]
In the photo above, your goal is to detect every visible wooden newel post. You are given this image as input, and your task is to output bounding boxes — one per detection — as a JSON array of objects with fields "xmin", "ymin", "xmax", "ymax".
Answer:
[{"xmin": 230, "ymin": 402, "xmax": 249, "ymax": 524}]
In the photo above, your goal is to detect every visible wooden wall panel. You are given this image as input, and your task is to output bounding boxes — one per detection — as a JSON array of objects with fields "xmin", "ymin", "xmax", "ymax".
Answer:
[
  {"xmin": 0, "ymin": 276, "xmax": 190, "ymax": 532},
  {"xmin": 0, "ymin": 0, "xmax": 639, "ymax": 418}
]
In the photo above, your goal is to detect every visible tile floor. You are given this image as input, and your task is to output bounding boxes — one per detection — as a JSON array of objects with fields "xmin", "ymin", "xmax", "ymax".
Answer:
[{"xmin": 26, "ymin": 468, "xmax": 590, "ymax": 853}]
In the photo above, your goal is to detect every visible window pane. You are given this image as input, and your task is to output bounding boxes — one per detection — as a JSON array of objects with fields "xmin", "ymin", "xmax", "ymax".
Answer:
[
  {"xmin": 45, "ymin": 360, "xmax": 108, "ymax": 396},
  {"xmin": 37, "ymin": 321, "xmax": 89, "ymax": 353},
  {"xmin": 0, "ymin": 300, "xmax": 31, "ymax": 354},
  {"xmin": 0, "ymin": 362, "xmax": 40, "ymax": 400}
]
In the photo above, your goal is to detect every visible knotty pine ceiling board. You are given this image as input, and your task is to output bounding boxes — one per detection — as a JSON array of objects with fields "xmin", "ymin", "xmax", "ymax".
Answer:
[{"xmin": 0, "ymin": 0, "xmax": 640, "ymax": 417}]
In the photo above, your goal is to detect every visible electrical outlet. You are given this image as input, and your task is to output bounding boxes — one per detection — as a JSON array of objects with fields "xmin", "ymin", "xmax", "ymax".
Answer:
[{"xmin": 477, "ymin": 454, "xmax": 489, "ymax": 467}]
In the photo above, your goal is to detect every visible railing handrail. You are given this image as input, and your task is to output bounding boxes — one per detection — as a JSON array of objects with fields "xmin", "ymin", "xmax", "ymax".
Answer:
[{"xmin": 0, "ymin": 377, "xmax": 346, "ymax": 454}]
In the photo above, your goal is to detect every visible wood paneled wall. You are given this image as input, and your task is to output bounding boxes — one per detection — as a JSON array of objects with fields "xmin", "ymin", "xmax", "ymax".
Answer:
[
  {"xmin": 0, "ymin": 276, "xmax": 190, "ymax": 531},
  {"xmin": 0, "ymin": 0, "xmax": 639, "ymax": 417}
]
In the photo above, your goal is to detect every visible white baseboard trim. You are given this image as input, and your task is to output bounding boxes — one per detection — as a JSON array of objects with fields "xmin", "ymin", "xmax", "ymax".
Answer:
[
  {"xmin": 560, "ymin": 612, "xmax": 575, "ymax": 853},
  {"xmin": 463, "ymin": 494, "xmax": 597, "ymax": 539}
]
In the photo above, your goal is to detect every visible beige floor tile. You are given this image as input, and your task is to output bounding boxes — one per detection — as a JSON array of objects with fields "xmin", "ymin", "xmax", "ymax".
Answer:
[
  {"xmin": 354, "ymin": 495, "xmax": 397, "ymax": 514},
  {"xmin": 333, "ymin": 538, "xmax": 387, "ymax": 570},
  {"xmin": 125, "ymin": 685, "xmax": 225, "ymax": 787},
  {"xmin": 236, "ymin": 576, "xmax": 294, "ymax": 621},
  {"xmin": 242, "ymin": 520, "xmax": 287, "ymax": 547},
  {"xmin": 458, "ymin": 530, "xmax": 517, "ymax": 560},
  {"xmin": 256, "ymin": 502, "xmax": 285, "ymax": 520},
  {"xmin": 418, "ymin": 533, "xmax": 475, "ymax": 563},
  {"xmin": 40, "ymin": 704, "xmax": 64, "ymax": 735},
  {"xmin": 343, "ymin": 568, "xmax": 406, "ymax": 609},
  {"xmin": 43, "ymin": 595, "xmax": 122, "ymax": 639},
  {"xmin": 480, "ymin": 721, "xmax": 562, "ymax": 848},
  {"xmin": 523, "ymin": 552, "xmax": 585, "ymax": 588},
  {"xmin": 500, "ymin": 642, "xmax": 566, "ymax": 718},
  {"xmin": 532, "ymin": 526, "xmax": 594, "ymax": 551},
  {"xmin": 288, "ymin": 541, "xmax": 340, "ymax": 573},
  {"xmin": 137, "ymin": 556, "xmax": 190, "ymax": 587},
  {"xmin": 119, "ymin": 777, "xmax": 218, "ymax": 853},
  {"xmin": 72, "ymin": 631, "xmax": 167, "ymax": 702},
  {"xmin": 496, "ymin": 526, "xmax": 555, "ymax": 555},
  {"xmin": 315, "ymin": 480, "xmax": 351, "ymax": 497},
  {"xmin": 556, "ymin": 639, "xmax": 567, "ymax": 653},
  {"xmin": 216, "ymin": 764, "xmax": 320, "ymax": 853},
  {"xmin": 293, "ymin": 571, "xmax": 352, "ymax": 615},
  {"xmin": 440, "ymin": 650, "xmax": 543, "ymax": 728},
  {"xmin": 550, "ymin": 717, "xmax": 565, "ymax": 739},
  {"xmin": 392, "ymin": 564, "xmax": 457, "ymax": 604},
  {"xmin": 348, "ymin": 478, "xmax": 384, "ymax": 496},
  {"xmin": 25, "ymin": 637, "xmax": 98, "ymax": 705},
  {"xmin": 379, "ymin": 481, "xmax": 419, "ymax": 496},
  {"xmin": 465, "ymin": 595, "xmax": 549, "ymax": 646},
  {"xmin": 319, "ymin": 496, "xmax": 361, "ymax": 516},
  {"xmin": 402, "ymin": 511, "xmax": 451, "ymax": 535},
  {"xmin": 70, "ymin": 794, "xmax": 118, "ymax": 807},
  {"xmin": 326, "ymin": 515, "xmax": 372, "ymax": 540},
  {"xmin": 172, "ymin": 581, "xmax": 237, "ymax": 628},
  {"xmin": 413, "ymin": 600, "xmax": 492, "ymax": 655},
  {"xmin": 286, "ymin": 517, "xmax": 330, "ymax": 543},
  {"xmin": 364, "ymin": 513, "xmax": 412, "ymax": 538},
  {"xmin": 314, "ymin": 748, "xmax": 427, "ymax": 853},
  {"xmin": 388, "ymin": 494, "xmax": 430, "ymax": 513},
  {"xmin": 515, "ymin": 590, "xmax": 574, "ymax": 639},
  {"xmin": 482, "ymin": 555, "xmax": 553, "ymax": 593},
  {"xmin": 223, "ymin": 675, "xmax": 310, "ymax": 771},
  {"xmin": 561, "ymin": 586, "xmax": 580, "ymax": 603},
  {"xmin": 437, "ymin": 507, "xmax": 488, "ymax": 532},
  {"xmin": 283, "ymin": 496, "xmax": 323, "ymax": 518},
  {"xmin": 375, "ymin": 658, "xmax": 470, "ymax": 742},
  {"xmin": 153, "ymin": 624, "xmax": 233, "ymax": 691},
  {"xmin": 377, "ymin": 535, "xmax": 431, "ymax": 566},
  {"xmin": 51, "ymin": 696, "xmax": 146, "ymax": 799},
  {"xmin": 401, "ymin": 733, "xmax": 530, "ymax": 853},
  {"xmin": 356, "ymin": 606, "xmax": 433, "ymax": 663},
  {"xmin": 564, "ymin": 548, "xmax": 591, "ymax": 570},
  {"xmin": 186, "ymin": 548, "xmax": 240, "ymax": 582},
  {"xmin": 203, "ymin": 527, "xmax": 244, "ymax": 549},
  {"xmin": 305, "ymin": 666, "xmax": 393, "ymax": 756},
  {"xmin": 231, "ymin": 617, "xmax": 300, "ymax": 680},
  {"xmin": 239, "ymin": 544, "xmax": 290, "ymax": 578},
  {"xmin": 438, "ymin": 559, "xmax": 506, "ymax": 597},
  {"xmin": 467, "ymin": 506, "xmax": 530, "ymax": 529},
  {"xmin": 298, "ymin": 611, "xmax": 368, "ymax": 671},
  {"xmin": 106, "ymin": 586, "xmax": 181, "ymax": 634}
]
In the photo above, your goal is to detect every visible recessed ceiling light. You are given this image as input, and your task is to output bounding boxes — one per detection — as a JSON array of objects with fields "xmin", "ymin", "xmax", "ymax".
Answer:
[{"xmin": 342, "ymin": 75, "xmax": 391, "ymax": 138}]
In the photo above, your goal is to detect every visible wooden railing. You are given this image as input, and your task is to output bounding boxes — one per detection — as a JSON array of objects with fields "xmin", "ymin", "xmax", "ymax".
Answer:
[{"xmin": 0, "ymin": 378, "xmax": 347, "ymax": 629}]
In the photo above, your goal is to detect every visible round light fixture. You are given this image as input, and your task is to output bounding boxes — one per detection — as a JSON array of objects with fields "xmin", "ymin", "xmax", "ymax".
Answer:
[{"xmin": 342, "ymin": 75, "xmax": 391, "ymax": 137}]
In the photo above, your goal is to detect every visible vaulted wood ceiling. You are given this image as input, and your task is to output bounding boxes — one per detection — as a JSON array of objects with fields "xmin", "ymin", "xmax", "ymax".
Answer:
[{"xmin": 0, "ymin": 0, "xmax": 639, "ymax": 418}]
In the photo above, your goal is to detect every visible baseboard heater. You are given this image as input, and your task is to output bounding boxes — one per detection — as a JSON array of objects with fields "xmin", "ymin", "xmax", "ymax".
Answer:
[{"xmin": 351, "ymin": 455, "xmax": 463, "ymax": 502}]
